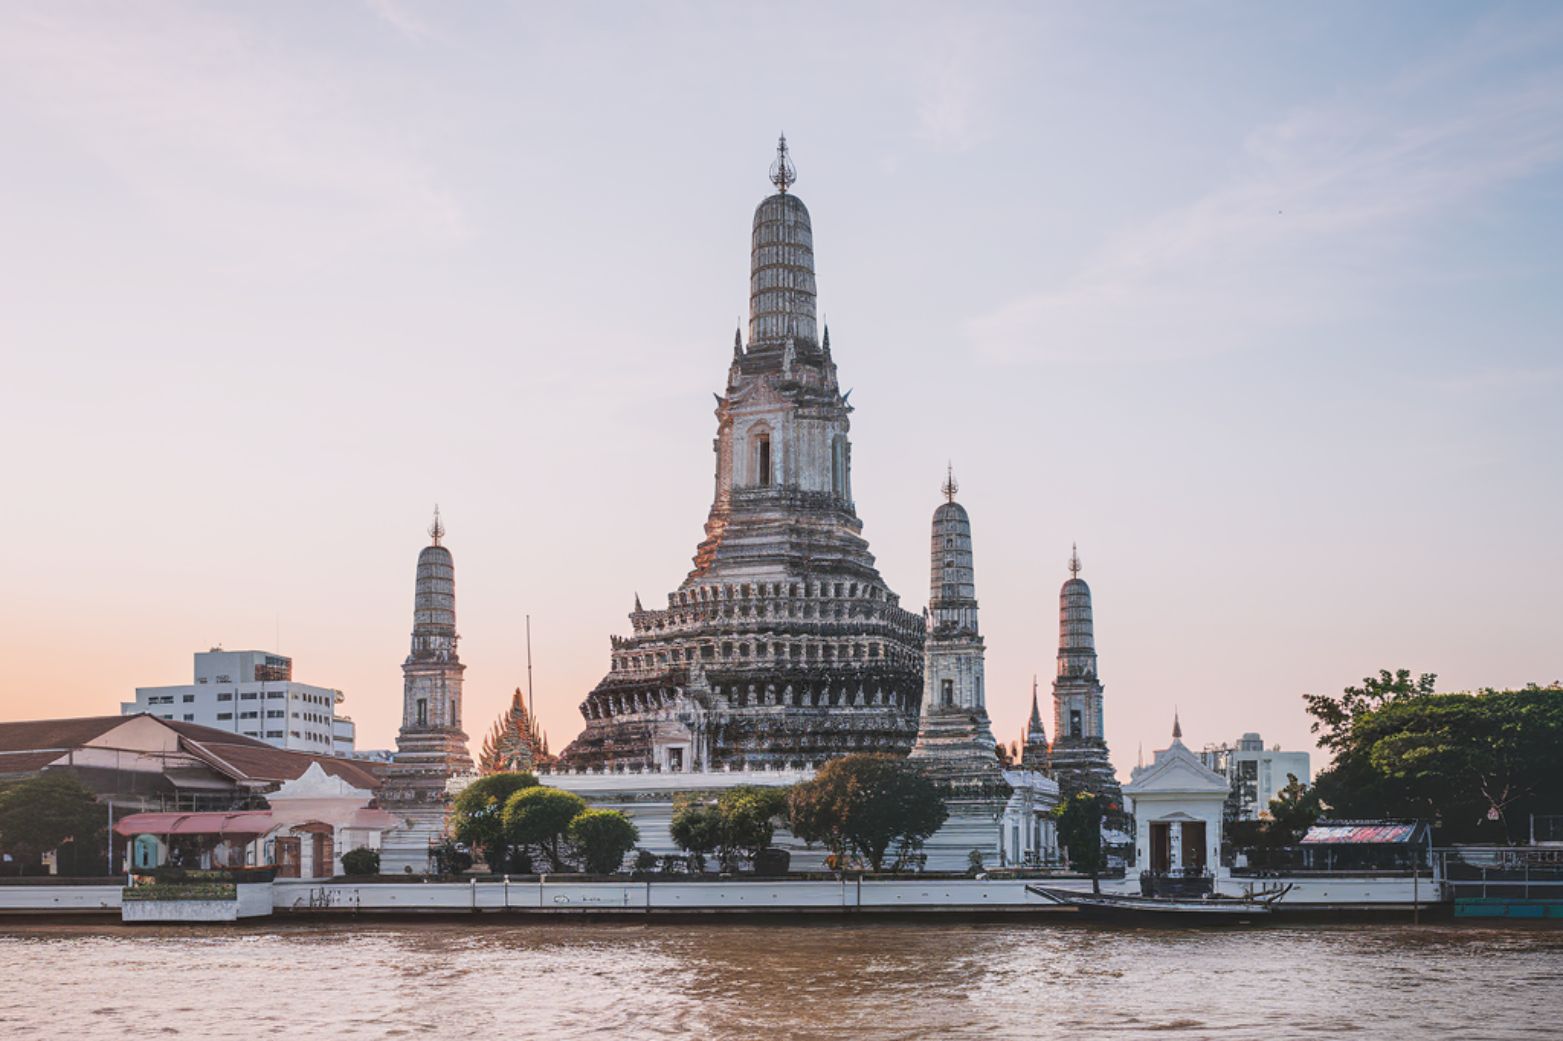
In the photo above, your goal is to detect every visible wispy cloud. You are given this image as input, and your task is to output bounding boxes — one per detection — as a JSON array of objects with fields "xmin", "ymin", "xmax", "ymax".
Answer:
[
  {"xmin": 364, "ymin": 0, "xmax": 431, "ymax": 43},
  {"xmin": 0, "ymin": 5, "xmax": 464, "ymax": 261},
  {"xmin": 968, "ymin": 24, "xmax": 1563, "ymax": 364}
]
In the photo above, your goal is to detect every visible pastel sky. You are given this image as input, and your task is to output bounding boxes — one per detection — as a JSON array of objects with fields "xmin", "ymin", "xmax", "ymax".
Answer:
[{"xmin": 2, "ymin": 2, "xmax": 1559, "ymax": 778}]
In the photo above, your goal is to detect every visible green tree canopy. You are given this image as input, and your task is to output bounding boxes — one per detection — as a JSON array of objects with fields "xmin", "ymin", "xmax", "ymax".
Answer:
[
  {"xmin": 1266, "ymin": 773, "xmax": 1321, "ymax": 844},
  {"xmin": 502, "ymin": 786, "xmax": 587, "ymax": 872},
  {"xmin": 716, "ymin": 785, "xmax": 790, "ymax": 866},
  {"xmin": 451, "ymin": 772, "xmax": 538, "ymax": 873},
  {"xmin": 1305, "ymin": 672, "xmax": 1563, "ymax": 842},
  {"xmin": 669, "ymin": 798, "xmax": 724, "ymax": 871},
  {"xmin": 568, "ymin": 809, "xmax": 640, "ymax": 874},
  {"xmin": 1054, "ymin": 792, "xmax": 1106, "ymax": 892},
  {"xmin": 786, "ymin": 754, "xmax": 948, "ymax": 872},
  {"xmin": 0, "ymin": 772, "xmax": 105, "ymax": 867}
]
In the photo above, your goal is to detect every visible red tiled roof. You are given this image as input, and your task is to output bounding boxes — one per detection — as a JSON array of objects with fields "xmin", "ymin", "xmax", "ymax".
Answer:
[
  {"xmin": 0, "ymin": 750, "xmax": 71, "ymax": 776},
  {"xmin": 0, "ymin": 715, "xmax": 128, "ymax": 752},
  {"xmin": 0, "ymin": 713, "xmax": 381, "ymax": 791},
  {"xmin": 187, "ymin": 740, "xmax": 382, "ymax": 790}
]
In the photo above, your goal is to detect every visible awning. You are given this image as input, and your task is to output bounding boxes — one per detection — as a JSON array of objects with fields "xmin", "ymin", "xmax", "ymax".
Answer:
[
  {"xmin": 1301, "ymin": 822, "xmax": 1420, "ymax": 845},
  {"xmin": 114, "ymin": 810, "xmax": 274, "ymax": 838}
]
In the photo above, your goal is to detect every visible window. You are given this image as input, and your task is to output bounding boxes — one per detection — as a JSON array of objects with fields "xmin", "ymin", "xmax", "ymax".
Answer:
[
  {"xmin": 183, "ymin": 713, "xmax": 194, "ymax": 721},
  {"xmin": 266, "ymin": 730, "xmax": 284, "ymax": 739},
  {"xmin": 757, "ymin": 435, "xmax": 771, "ymax": 486},
  {"xmin": 1070, "ymin": 709, "xmax": 1082, "ymax": 738},
  {"xmin": 240, "ymin": 710, "xmax": 258, "ymax": 720},
  {"xmin": 217, "ymin": 712, "xmax": 233, "ymax": 721},
  {"xmin": 941, "ymin": 679, "xmax": 954, "ymax": 706},
  {"xmin": 244, "ymin": 731, "xmax": 258, "ymax": 737},
  {"xmin": 416, "ymin": 699, "xmax": 428, "ymax": 726},
  {"xmin": 267, "ymin": 710, "xmax": 283, "ymax": 719},
  {"xmin": 268, "ymin": 691, "xmax": 285, "ymax": 700},
  {"xmin": 217, "ymin": 692, "xmax": 232, "ymax": 702},
  {"xmin": 182, "ymin": 694, "xmax": 195, "ymax": 703},
  {"xmin": 240, "ymin": 692, "xmax": 257, "ymax": 701},
  {"xmin": 290, "ymin": 730, "xmax": 301, "ymax": 739}
]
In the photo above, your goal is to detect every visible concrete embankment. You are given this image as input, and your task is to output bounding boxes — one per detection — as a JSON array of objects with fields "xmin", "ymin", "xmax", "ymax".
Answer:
[{"xmin": 0, "ymin": 874, "xmax": 1440, "ymax": 922}]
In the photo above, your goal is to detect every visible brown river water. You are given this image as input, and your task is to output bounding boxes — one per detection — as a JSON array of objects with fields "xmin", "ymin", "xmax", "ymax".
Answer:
[{"xmin": 2, "ymin": 919, "xmax": 1560, "ymax": 1040}]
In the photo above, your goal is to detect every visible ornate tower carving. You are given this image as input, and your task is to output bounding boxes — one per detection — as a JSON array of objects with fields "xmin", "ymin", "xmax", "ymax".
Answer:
[
  {"xmin": 908, "ymin": 472, "xmax": 1005, "ymax": 788},
  {"xmin": 1048, "ymin": 545, "xmax": 1122, "ymax": 803},
  {"xmin": 558, "ymin": 138, "xmax": 925, "ymax": 771}
]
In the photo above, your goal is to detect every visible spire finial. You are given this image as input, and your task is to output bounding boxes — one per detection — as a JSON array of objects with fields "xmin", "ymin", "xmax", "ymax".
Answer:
[
  {"xmin": 1172, "ymin": 709, "xmax": 1182, "ymax": 741},
  {"xmin": 429, "ymin": 504, "xmax": 445, "ymax": 546},
  {"xmin": 769, "ymin": 133, "xmax": 796, "ymax": 193},
  {"xmin": 1068, "ymin": 542, "xmax": 1082, "ymax": 577},
  {"xmin": 942, "ymin": 462, "xmax": 958, "ymax": 503},
  {"xmin": 733, "ymin": 324, "xmax": 743, "ymax": 357}
]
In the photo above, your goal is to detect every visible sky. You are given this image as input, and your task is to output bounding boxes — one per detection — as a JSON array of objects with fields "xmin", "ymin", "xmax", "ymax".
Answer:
[{"xmin": 1, "ymin": 2, "xmax": 1560, "ymax": 779}]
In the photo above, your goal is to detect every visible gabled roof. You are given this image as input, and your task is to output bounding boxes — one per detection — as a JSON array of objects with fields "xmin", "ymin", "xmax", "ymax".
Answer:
[
  {"xmin": 0, "ymin": 715, "xmax": 131, "ymax": 752},
  {"xmin": 0, "ymin": 712, "xmax": 381, "ymax": 791},
  {"xmin": 1123, "ymin": 739, "xmax": 1229, "ymax": 797},
  {"xmin": 180, "ymin": 739, "xmax": 382, "ymax": 790}
]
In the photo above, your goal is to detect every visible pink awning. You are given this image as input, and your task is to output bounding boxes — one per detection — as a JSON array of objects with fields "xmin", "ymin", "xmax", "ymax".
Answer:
[{"xmin": 114, "ymin": 810, "xmax": 275, "ymax": 837}]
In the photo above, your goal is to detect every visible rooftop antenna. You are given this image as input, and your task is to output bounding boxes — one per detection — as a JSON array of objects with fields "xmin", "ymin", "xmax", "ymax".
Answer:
[
  {"xmin": 1069, "ymin": 542, "xmax": 1082, "ymax": 577},
  {"xmin": 429, "ymin": 504, "xmax": 445, "ymax": 546},
  {"xmin": 769, "ymin": 133, "xmax": 796, "ymax": 193},
  {"xmin": 942, "ymin": 462, "xmax": 958, "ymax": 503}
]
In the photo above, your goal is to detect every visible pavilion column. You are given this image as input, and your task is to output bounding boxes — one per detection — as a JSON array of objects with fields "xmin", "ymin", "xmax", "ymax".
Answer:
[{"xmin": 1169, "ymin": 821, "xmax": 1183, "ymax": 873}]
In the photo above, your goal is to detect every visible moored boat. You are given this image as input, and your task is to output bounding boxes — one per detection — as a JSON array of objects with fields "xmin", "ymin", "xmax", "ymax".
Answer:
[{"xmin": 1026, "ymin": 883, "xmax": 1289, "ymax": 923}]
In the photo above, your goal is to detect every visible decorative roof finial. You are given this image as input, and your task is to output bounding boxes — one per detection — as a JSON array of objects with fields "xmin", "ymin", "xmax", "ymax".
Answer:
[
  {"xmin": 1068, "ymin": 542, "xmax": 1082, "ymax": 578},
  {"xmin": 769, "ymin": 133, "xmax": 796, "ymax": 194},
  {"xmin": 1172, "ymin": 709, "xmax": 1182, "ymax": 741},
  {"xmin": 733, "ymin": 324, "xmax": 743, "ymax": 358},
  {"xmin": 429, "ymin": 504, "xmax": 445, "ymax": 546},
  {"xmin": 942, "ymin": 462, "xmax": 958, "ymax": 503}
]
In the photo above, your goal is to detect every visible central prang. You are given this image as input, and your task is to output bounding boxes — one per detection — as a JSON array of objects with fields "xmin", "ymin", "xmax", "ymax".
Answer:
[{"xmin": 556, "ymin": 141, "xmax": 925, "ymax": 771}]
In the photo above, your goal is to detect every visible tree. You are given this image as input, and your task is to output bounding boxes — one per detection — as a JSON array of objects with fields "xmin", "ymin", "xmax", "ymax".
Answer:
[
  {"xmin": 716, "ymin": 785, "xmax": 789, "ymax": 866},
  {"xmin": 786, "ymin": 754, "xmax": 948, "ymax": 872},
  {"xmin": 669, "ymin": 797, "xmax": 724, "ymax": 872},
  {"xmin": 1266, "ymin": 773, "xmax": 1320, "ymax": 844},
  {"xmin": 1304, "ymin": 673, "xmax": 1563, "ymax": 842},
  {"xmin": 340, "ymin": 847, "xmax": 380, "ymax": 876},
  {"xmin": 0, "ymin": 772, "xmax": 105, "ymax": 872},
  {"xmin": 568, "ymin": 809, "xmax": 639, "ymax": 874},
  {"xmin": 1054, "ymin": 792, "xmax": 1106, "ymax": 893},
  {"xmin": 451, "ymin": 772, "xmax": 538, "ymax": 873},
  {"xmin": 503, "ymin": 786, "xmax": 587, "ymax": 872}
]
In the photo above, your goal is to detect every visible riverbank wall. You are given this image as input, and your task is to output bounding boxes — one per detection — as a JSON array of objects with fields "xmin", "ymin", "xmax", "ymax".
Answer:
[{"xmin": 0, "ymin": 874, "xmax": 1442, "ymax": 921}]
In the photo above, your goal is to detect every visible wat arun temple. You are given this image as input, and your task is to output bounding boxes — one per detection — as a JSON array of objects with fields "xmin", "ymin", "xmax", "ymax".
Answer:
[{"xmin": 557, "ymin": 138, "xmax": 926, "ymax": 772}]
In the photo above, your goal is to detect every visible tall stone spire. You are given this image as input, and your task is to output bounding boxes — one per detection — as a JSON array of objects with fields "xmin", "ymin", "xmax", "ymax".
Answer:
[
  {"xmin": 392, "ymin": 511, "xmax": 473, "ymax": 775},
  {"xmin": 1021, "ymin": 675, "xmax": 1050, "ymax": 772},
  {"xmin": 1049, "ymin": 545, "xmax": 1122, "ymax": 804},
  {"xmin": 379, "ymin": 511, "xmax": 475, "ymax": 873},
  {"xmin": 748, "ymin": 136, "xmax": 818, "ymax": 348},
  {"xmin": 909, "ymin": 478, "xmax": 1003, "ymax": 788},
  {"xmin": 557, "ymin": 138, "xmax": 924, "ymax": 771}
]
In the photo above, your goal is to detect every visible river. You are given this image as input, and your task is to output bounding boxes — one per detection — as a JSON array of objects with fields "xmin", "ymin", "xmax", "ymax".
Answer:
[{"xmin": 2, "ymin": 919, "xmax": 1559, "ymax": 1040}]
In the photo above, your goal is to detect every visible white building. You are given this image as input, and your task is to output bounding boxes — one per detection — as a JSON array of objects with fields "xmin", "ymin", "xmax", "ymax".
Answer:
[
  {"xmin": 1198, "ymin": 731, "xmax": 1311, "ymax": 820},
  {"xmin": 540, "ymin": 763, "xmax": 1058, "ymax": 873},
  {"xmin": 1123, "ymin": 715, "xmax": 1231, "ymax": 894},
  {"xmin": 123, "ymin": 648, "xmax": 355, "ymax": 756}
]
